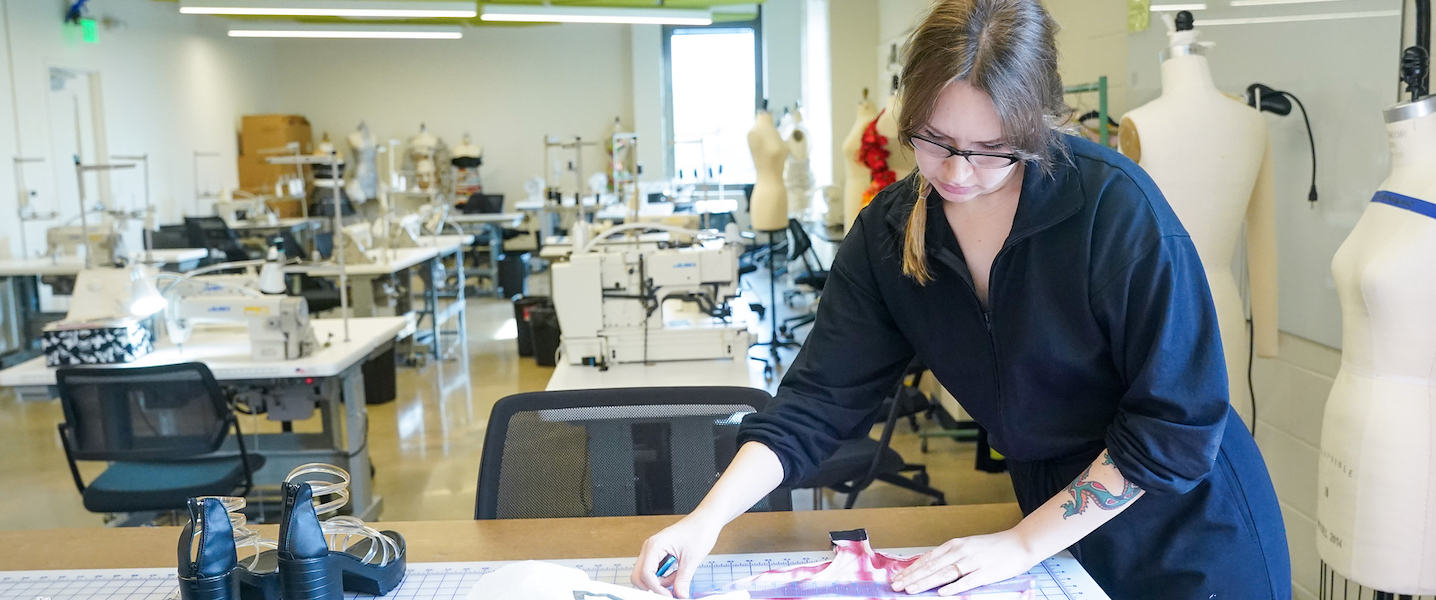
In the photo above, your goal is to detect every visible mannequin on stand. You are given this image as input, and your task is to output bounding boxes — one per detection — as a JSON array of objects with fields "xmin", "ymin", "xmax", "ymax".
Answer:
[
  {"xmin": 1119, "ymin": 13, "xmax": 1277, "ymax": 427},
  {"xmin": 748, "ymin": 106, "xmax": 789, "ymax": 232},
  {"xmin": 347, "ymin": 122, "xmax": 377, "ymax": 206},
  {"xmin": 784, "ymin": 104, "xmax": 814, "ymax": 219},
  {"xmin": 409, "ymin": 124, "xmax": 438, "ymax": 192},
  {"xmin": 747, "ymin": 102, "xmax": 799, "ymax": 378},
  {"xmin": 309, "ymin": 133, "xmax": 354, "ymax": 217},
  {"xmin": 873, "ymin": 75, "xmax": 916, "ymax": 183},
  {"xmin": 841, "ymin": 89, "xmax": 880, "ymax": 232},
  {"xmin": 452, "ymin": 133, "xmax": 484, "ymax": 201},
  {"xmin": 1317, "ymin": 91, "xmax": 1436, "ymax": 595}
]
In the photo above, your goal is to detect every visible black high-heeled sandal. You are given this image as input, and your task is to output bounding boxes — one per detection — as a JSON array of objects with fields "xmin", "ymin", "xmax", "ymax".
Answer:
[
  {"xmin": 198, "ymin": 497, "xmax": 279, "ymax": 600},
  {"xmin": 281, "ymin": 464, "xmax": 407, "ymax": 597},
  {"xmin": 178, "ymin": 497, "xmax": 240, "ymax": 600},
  {"xmin": 279, "ymin": 481, "xmax": 344, "ymax": 600}
]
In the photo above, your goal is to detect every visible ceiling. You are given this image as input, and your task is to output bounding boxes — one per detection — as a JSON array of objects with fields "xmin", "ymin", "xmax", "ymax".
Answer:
[{"xmin": 156, "ymin": 0, "xmax": 764, "ymax": 26}]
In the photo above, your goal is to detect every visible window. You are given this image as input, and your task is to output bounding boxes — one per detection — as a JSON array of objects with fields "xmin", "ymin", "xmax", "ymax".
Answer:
[{"xmin": 664, "ymin": 18, "xmax": 763, "ymax": 185}]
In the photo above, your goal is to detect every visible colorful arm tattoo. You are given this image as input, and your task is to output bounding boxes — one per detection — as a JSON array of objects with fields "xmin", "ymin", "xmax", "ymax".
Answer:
[{"xmin": 1060, "ymin": 451, "xmax": 1141, "ymax": 519}]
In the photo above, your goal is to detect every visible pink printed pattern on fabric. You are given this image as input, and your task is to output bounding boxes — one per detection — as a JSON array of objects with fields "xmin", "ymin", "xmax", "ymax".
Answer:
[
  {"xmin": 711, "ymin": 531, "xmax": 1032, "ymax": 599},
  {"xmin": 728, "ymin": 538, "xmax": 917, "ymax": 592}
]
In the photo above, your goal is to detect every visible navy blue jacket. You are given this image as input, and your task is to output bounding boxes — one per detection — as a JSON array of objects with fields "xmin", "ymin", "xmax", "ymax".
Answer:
[{"xmin": 739, "ymin": 136, "xmax": 1290, "ymax": 599}]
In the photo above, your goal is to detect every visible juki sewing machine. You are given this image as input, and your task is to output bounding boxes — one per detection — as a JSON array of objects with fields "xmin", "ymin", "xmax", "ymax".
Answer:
[
  {"xmin": 164, "ymin": 269, "xmax": 320, "ymax": 362},
  {"xmin": 46, "ymin": 226, "xmax": 123, "ymax": 265},
  {"xmin": 551, "ymin": 225, "xmax": 753, "ymax": 366}
]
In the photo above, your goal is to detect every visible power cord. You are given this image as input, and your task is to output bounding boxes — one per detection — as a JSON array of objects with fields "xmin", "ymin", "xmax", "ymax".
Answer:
[
  {"xmin": 1247, "ymin": 319, "xmax": 1257, "ymax": 439},
  {"xmin": 1246, "ymin": 84, "xmax": 1318, "ymax": 205}
]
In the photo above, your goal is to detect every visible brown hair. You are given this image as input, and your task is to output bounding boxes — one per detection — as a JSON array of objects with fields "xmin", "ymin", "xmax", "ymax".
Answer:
[{"xmin": 896, "ymin": 0, "xmax": 1065, "ymax": 284}]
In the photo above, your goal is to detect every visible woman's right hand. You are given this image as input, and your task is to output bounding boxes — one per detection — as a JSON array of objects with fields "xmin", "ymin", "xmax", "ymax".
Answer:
[{"xmin": 630, "ymin": 515, "xmax": 722, "ymax": 598}]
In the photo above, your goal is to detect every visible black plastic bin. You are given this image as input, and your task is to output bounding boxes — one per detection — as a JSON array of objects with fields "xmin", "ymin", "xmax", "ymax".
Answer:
[
  {"xmin": 529, "ymin": 305, "xmax": 562, "ymax": 367},
  {"xmin": 511, "ymin": 295, "xmax": 550, "ymax": 357},
  {"xmin": 498, "ymin": 251, "xmax": 530, "ymax": 299}
]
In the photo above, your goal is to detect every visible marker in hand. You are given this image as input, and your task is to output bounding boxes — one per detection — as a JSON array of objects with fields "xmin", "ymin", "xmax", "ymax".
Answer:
[{"xmin": 656, "ymin": 554, "xmax": 678, "ymax": 578}]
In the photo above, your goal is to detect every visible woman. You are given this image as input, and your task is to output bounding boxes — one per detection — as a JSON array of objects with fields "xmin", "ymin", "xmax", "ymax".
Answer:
[{"xmin": 631, "ymin": 0, "xmax": 1290, "ymax": 598}]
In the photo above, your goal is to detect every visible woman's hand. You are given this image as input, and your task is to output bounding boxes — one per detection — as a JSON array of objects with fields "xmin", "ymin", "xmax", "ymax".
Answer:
[
  {"xmin": 890, "ymin": 529, "xmax": 1041, "ymax": 596},
  {"xmin": 630, "ymin": 515, "xmax": 723, "ymax": 598}
]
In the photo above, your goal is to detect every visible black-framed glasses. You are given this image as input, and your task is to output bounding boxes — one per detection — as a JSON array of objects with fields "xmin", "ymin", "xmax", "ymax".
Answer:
[{"xmin": 909, "ymin": 133, "xmax": 1020, "ymax": 169}]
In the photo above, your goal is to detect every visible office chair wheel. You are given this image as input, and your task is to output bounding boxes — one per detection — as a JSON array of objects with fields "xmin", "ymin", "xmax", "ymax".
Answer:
[
  {"xmin": 913, "ymin": 471, "xmax": 930, "ymax": 487},
  {"xmin": 764, "ymin": 365, "xmax": 774, "ymax": 381},
  {"xmin": 930, "ymin": 499, "xmax": 947, "ymax": 506}
]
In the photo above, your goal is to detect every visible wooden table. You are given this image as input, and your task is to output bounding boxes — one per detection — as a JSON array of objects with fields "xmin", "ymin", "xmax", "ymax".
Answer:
[{"xmin": 0, "ymin": 504, "xmax": 1023, "ymax": 571}]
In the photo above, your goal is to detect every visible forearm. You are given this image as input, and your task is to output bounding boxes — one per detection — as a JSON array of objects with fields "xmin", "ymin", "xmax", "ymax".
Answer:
[
  {"xmin": 687, "ymin": 441, "xmax": 786, "ymax": 528},
  {"xmin": 1010, "ymin": 449, "xmax": 1144, "ymax": 559}
]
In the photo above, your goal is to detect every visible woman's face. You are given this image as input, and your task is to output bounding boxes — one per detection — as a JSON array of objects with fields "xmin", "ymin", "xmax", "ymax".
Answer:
[{"xmin": 913, "ymin": 80, "xmax": 1023, "ymax": 204}]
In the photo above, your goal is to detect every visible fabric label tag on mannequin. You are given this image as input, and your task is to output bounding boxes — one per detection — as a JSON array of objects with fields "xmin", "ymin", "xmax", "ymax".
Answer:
[{"xmin": 1371, "ymin": 190, "xmax": 1436, "ymax": 220}]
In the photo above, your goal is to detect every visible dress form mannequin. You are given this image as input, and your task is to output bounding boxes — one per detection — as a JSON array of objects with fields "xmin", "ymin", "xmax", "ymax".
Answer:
[
  {"xmin": 874, "ymin": 77, "xmax": 916, "ymax": 182},
  {"xmin": 841, "ymin": 90, "xmax": 880, "ymax": 232},
  {"xmin": 347, "ymin": 122, "xmax": 377, "ymax": 204},
  {"xmin": 1317, "ymin": 95, "xmax": 1436, "ymax": 595},
  {"xmin": 451, "ymin": 133, "xmax": 484, "ymax": 199},
  {"xmin": 784, "ymin": 106, "xmax": 814, "ymax": 218},
  {"xmin": 748, "ymin": 107, "xmax": 789, "ymax": 232},
  {"xmin": 409, "ymin": 124, "xmax": 438, "ymax": 192},
  {"xmin": 309, "ymin": 133, "xmax": 353, "ymax": 217},
  {"xmin": 1119, "ymin": 22, "xmax": 1277, "ymax": 427}
]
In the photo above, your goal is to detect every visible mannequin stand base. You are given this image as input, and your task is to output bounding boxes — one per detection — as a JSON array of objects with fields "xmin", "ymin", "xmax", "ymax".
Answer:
[{"xmin": 749, "ymin": 229, "xmax": 803, "ymax": 381}]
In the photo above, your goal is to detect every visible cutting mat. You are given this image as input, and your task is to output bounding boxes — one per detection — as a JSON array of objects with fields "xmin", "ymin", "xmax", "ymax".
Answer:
[{"xmin": 0, "ymin": 548, "xmax": 1107, "ymax": 600}]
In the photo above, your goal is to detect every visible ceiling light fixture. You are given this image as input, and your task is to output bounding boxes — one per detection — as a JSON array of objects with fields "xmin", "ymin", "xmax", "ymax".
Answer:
[
  {"xmin": 1196, "ymin": 9, "xmax": 1399, "ymax": 26},
  {"xmin": 181, "ymin": 0, "xmax": 477, "ymax": 19},
  {"xmin": 479, "ymin": 4, "xmax": 712, "ymax": 25},
  {"xmin": 1150, "ymin": 4, "xmax": 1208, "ymax": 11},
  {"xmin": 1229, "ymin": 0, "xmax": 1354, "ymax": 6},
  {"xmin": 228, "ymin": 24, "xmax": 463, "ymax": 39}
]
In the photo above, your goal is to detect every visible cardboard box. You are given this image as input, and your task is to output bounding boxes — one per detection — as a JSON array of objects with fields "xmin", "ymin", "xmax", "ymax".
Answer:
[
  {"xmin": 266, "ymin": 198, "xmax": 303, "ymax": 218},
  {"xmin": 240, "ymin": 114, "xmax": 312, "ymax": 157}
]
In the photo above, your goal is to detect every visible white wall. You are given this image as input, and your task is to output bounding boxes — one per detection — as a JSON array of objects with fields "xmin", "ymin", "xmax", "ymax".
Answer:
[
  {"xmin": 0, "ymin": 0, "xmax": 275, "ymax": 258},
  {"xmin": 631, "ymin": 25, "xmax": 667, "ymax": 183},
  {"xmin": 827, "ymin": 0, "xmax": 879, "ymax": 209},
  {"xmin": 764, "ymin": 0, "xmax": 806, "ymax": 114},
  {"xmin": 1252, "ymin": 335, "xmax": 1342, "ymax": 600},
  {"xmin": 265, "ymin": 24, "xmax": 634, "ymax": 207}
]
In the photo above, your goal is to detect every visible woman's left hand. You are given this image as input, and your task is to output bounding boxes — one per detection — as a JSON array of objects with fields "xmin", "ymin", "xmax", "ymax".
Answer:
[{"xmin": 890, "ymin": 529, "xmax": 1042, "ymax": 596}]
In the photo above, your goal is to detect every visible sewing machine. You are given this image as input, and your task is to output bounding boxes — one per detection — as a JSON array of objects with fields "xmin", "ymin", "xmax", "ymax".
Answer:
[
  {"xmin": 167, "ymin": 288, "xmax": 320, "ymax": 361},
  {"xmin": 46, "ymin": 226, "xmax": 123, "ymax": 265},
  {"xmin": 214, "ymin": 196, "xmax": 275, "ymax": 226},
  {"xmin": 551, "ymin": 231, "xmax": 752, "ymax": 366}
]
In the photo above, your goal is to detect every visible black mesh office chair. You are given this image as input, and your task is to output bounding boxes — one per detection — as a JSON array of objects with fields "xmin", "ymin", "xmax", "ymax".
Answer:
[
  {"xmin": 779, "ymin": 219, "xmax": 829, "ymax": 338},
  {"xmin": 476, "ymin": 386, "xmax": 791, "ymax": 519},
  {"xmin": 462, "ymin": 193, "xmax": 525, "ymax": 244},
  {"xmin": 150, "ymin": 225, "xmax": 193, "ymax": 250},
  {"xmin": 185, "ymin": 216, "xmax": 256, "ymax": 263},
  {"xmin": 56, "ymin": 363, "xmax": 263, "ymax": 515},
  {"xmin": 794, "ymin": 364, "xmax": 945, "ymax": 509}
]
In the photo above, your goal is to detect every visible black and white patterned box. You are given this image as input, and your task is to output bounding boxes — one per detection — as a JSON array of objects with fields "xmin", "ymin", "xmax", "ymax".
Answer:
[{"xmin": 41, "ymin": 320, "xmax": 154, "ymax": 367}]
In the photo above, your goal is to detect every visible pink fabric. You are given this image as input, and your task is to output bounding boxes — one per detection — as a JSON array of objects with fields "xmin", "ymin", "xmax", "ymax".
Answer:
[{"xmin": 721, "ymin": 538, "xmax": 1032, "ymax": 599}]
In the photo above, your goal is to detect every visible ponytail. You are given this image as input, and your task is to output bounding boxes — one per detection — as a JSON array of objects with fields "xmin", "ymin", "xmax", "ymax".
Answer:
[{"xmin": 902, "ymin": 175, "xmax": 933, "ymax": 285}]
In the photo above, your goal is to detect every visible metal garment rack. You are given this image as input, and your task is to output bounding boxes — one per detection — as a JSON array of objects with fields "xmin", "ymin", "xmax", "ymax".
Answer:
[
  {"xmin": 1064, "ymin": 76, "xmax": 1110, "ymax": 147},
  {"xmin": 71, "ymin": 158, "xmax": 135, "ymax": 269},
  {"xmin": 266, "ymin": 152, "xmax": 351, "ymax": 342}
]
